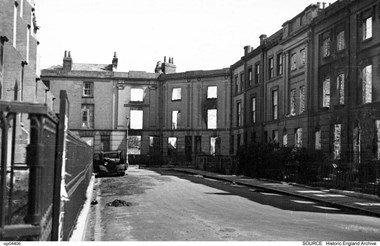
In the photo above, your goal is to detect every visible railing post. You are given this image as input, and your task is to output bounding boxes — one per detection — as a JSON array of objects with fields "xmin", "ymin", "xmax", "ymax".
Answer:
[
  {"xmin": 25, "ymin": 114, "xmax": 44, "ymax": 225},
  {"xmin": 0, "ymin": 112, "xmax": 9, "ymax": 240}
]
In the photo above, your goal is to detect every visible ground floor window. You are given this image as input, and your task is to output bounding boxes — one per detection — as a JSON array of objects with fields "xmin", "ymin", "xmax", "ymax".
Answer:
[
  {"xmin": 375, "ymin": 120, "xmax": 380, "ymax": 160},
  {"xmin": 101, "ymin": 135, "xmax": 110, "ymax": 151},
  {"xmin": 128, "ymin": 136, "xmax": 141, "ymax": 155},
  {"xmin": 315, "ymin": 129, "xmax": 321, "ymax": 150},
  {"xmin": 333, "ymin": 124, "xmax": 341, "ymax": 160},
  {"xmin": 168, "ymin": 137, "xmax": 177, "ymax": 156},
  {"xmin": 210, "ymin": 137, "xmax": 221, "ymax": 155},
  {"xmin": 295, "ymin": 128, "xmax": 302, "ymax": 147}
]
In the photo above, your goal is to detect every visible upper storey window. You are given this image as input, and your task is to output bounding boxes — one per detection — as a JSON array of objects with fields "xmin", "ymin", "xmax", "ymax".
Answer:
[
  {"xmin": 362, "ymin": 17, "xmax": 372, "ymax": 41},
  {"xmin": 268, "ymin": 57, "xmax": 274, "ymax": 79},
  {"xmin": 337, "ymin": 31, "xmax": 345, "ymax": 51},
  {"xmin": 362, "ymin": 65, "xmax": 372, "ymax": 104},
  {"xmin": 300, "ymin": 49, "xmax": 306, "ymax": 66},
  {"xmin": 83, "ymin": 82, "xmax": 94, "ymax": 97},
  {"xmin": 290, "ymin": 53, "xmax": 297, "ymax": 71},
  {"xmin": 207, "ymin": 86, "xmax": 217, "ymax": 99},
  {"xmin": 277, "ymin": 53, "xmax": 283, "ymax": 75},
  {"xmin": 323, "ymin": 37, "xmax": 331, "ymax": 57},
  {"xmin": 130, "ymin": 88, "xmax": 144, "ymax": 102},
  {"xmin": 172, "ymin": 88, "xmax": 181, "ymax": 101}
]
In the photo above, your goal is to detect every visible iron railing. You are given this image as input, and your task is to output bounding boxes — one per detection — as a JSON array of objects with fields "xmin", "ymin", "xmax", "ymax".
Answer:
[{"xmin": 195, "ymin": 155, "xmax": 237, "ymax": 175}]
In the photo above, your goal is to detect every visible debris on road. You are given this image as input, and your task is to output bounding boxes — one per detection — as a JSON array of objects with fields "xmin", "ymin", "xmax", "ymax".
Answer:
[
  {"xmin": 106, "ymin": 199, "xmax": 133, "ymax": 207},
  {"xmin": 91, "ymin": 200, "xmax": 98, "ymax": 205}
]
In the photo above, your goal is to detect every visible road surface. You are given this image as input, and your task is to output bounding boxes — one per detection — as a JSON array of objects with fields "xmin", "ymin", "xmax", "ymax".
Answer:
[{"xmin": 85, "ymin": 167, "xmax": 380, "ymax": 241}]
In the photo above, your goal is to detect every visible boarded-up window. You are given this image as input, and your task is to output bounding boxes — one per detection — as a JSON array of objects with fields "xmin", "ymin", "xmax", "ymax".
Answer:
[
  {"xmin": 290, "ymin": 89, "xmax": 296, "ymax": 116},
  {"xmin": 334, "ymin": 124, "xmax": 341, "ymax": 160},
  {"xmin": 337, "ymin": 74, "xmax": 345, "ymax": 105},
  {"xmin": 295, "ymin": 128, "xmax": 302, "ymax": 147},
  {"xmin": 299, "ymin": 86, "xmax": 305, "ymax": 114},
  {"xmin": 315, "ymin": 129, "xmax": 321, "ymax": 150},
  {"xmin": 362, "ymin": 65, "xmax": 372, "ymax": 104},
  {"xmin": 101, "ymin": 135, "xmax": 110, "ymax": 151},
  {"xmin": 322, "ymin": 77, "xmax": 330, "ymax": 108}
]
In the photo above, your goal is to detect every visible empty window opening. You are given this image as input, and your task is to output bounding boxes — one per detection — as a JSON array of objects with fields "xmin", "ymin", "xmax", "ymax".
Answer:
[
  {"xmin": 315, "ymin": 129, "xmax": 321, "ymax": 150},
  {"xmin": 299, "ymin": 86, "xmax": 305, "ymax": 114},
  {"xmin": 333, "ymin": 124, "xmax": 341, "ymax": 160},
  {"xmin": 128, "ymin": 136, "xmax": 141, "ymax": 155},
  {"xmin": 172, "ymin": 110, "xmax": 181, "ymax": 129},
  {"xmin": 362, "ymin": 65, "xmax": 372, "ymax": 104},
  {"xmin": 290, "ymin": 89, "xmax": 296, "ymax": 116},
  {"xmin": 236, "ymin": 102, "xmax": 241, "ymax": 127},
  {"xmin": 207, "ymin": 86, "xmax": 217, "ymax": 99},
  {"xmin": 295, "ymin": 128, "xmax": 302, "ymax": 147},
  {"xmin": 363, "ymin": 17, "xmax": 372, "ymax": 40},
  {"xmin": 322, "ymin": 77, "xmax": 330, "ymax": 108},
  {"xmin": 130, "ymin": 88, "xmax": 144, "ymax": 102},
  {"xmin": 210, "ymin": 137, "xmax": 221, "ymax": 155},
  {"xmin": 172, "ymin": 88, "xmax": 181, "ymax": 101},
  {"xmin": 337, "ymin": 31, "xmax": 345, "ymax": 51},
  {"xmin": 130, "ymin": 109, "xmax": 143, "ymax": 129},
  {"xmin": 207, "ymin": 109, "xmax": 217, "ymax": 129},
  {"xmin": 168, "ymin": 137, "xmax": 177, "ymax": 156},
  {"xmin": 337, "ymin": 74, "xmax": 345, "ymax": 105}
]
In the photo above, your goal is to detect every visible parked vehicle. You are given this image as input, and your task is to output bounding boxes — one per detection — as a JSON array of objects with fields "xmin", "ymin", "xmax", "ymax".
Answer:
[{"xmin": 93, "ymin": 151, "xmax": 128, "ymax": 176}]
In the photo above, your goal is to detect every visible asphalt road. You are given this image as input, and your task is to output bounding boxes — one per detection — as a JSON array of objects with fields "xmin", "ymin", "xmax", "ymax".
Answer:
[{"xmin": 85, "ymin": 167, "xmax": 380, "ymax": 241}]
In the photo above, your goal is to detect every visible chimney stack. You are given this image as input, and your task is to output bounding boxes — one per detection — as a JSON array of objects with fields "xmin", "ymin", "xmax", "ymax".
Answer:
[
  {"xmin": 112, "ymin": 52, "xmax": 118, "ymax": 71},
  {"xmin": 259, "ymin": 34, "xmax": 267, "ymax": 45},
  {"xmin": 244, "ymin": 45, "xmax": 251, "ymax": 56},
  {"xmin": 161, "ymin": 56, "xmax": 176, "ymax": 74},
  {"xmin": 63, "ymin": 50, "xmax": 72, "ymax": 72}
]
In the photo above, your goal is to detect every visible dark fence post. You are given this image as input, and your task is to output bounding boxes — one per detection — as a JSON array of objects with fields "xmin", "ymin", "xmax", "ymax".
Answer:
[
  {"xmin": 0, "ymin": 112, "xmax": 9, "ymax": 239},
  {"xmin": 52, "ymin": 91, "xmax": 69, "ymax": 241}
]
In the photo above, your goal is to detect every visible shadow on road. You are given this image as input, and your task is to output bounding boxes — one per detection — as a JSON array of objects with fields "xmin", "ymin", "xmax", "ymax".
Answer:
[{"xmin": 148, "ymin": 168, "xmax": 369, "ymax": 217}]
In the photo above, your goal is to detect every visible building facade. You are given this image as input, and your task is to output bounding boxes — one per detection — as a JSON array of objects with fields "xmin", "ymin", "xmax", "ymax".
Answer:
[{"xmin": 41, "ymin": 0, "xmax": 380, "ymax": 167}]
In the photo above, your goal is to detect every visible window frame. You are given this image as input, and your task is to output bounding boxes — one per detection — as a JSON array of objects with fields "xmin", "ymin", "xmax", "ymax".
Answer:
[
  {"xmin": 277, "ymin": 53, "xmax": 283, "ymax": 76},
  {"xmin": 362, "ymin": 64, "xmax": 372, "ymax": 104},
  {"xmin": 337, "ymin": 30, "xmax": 345, "ymax": 51},
  {"xmin": 268, "ymin": 57, "xmax": 274, "ymax": 79},
  {"xmin": 290, "ymin": 88, "xmax": 296, "ymax": 116},
  {"xmin": 337, "ymin": 73, "xmax": 345, "ymax": 105},
  {"xmin": 255, "ymin": 63, "xmax": 260, "ymax": 84},
  {"xmin": 322, "ymin": 36, "xmax": 331, "ymax": 58},
  {"xmin": 299, "ymin": 86, "xmax": 305, "ymax": 114},
  {"xmin": 82, "ymin": 81, "xmax": 94, "ymax": 98},
  {"xmin": 171, "ymin": 87, "xmax": 182, "ymax": 101},
  {"xmin": 236, "ymin": 102, "xmax": 242, "ymax": 127},
  {"xmin": 322, "ymin": 77, "xmax": 331, "ymax": 108},
  {"xmin": 81, "ymin": 104, "xmax": 94, "ymax": 129},
  {"xmin": 251, "ymin": 96, "xmax": 256, "ymax": 124},
  {"xmin": 272, "ymin": 89, "xmax": 278, "ymax": 120},
  {"xmin": 362, "ymin": 16, "xmax": 373, "ymax": 41}
]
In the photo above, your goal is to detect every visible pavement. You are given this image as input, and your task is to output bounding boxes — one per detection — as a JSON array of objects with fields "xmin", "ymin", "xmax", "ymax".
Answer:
[{"xmin": 159, "ymin": 167, "xmax": 380, "ymax": 218}]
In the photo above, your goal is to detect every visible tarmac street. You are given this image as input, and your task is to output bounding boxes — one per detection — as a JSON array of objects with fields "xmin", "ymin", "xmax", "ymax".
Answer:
[{"xmin": 85, "ymin": 167, "xmax": 380, "ymax": 241}]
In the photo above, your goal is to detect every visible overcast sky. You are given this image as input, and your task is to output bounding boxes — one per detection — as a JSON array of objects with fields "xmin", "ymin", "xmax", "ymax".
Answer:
[{"xmin": 34, "ymin": 0, "xmax": 334, "ymax": 73}]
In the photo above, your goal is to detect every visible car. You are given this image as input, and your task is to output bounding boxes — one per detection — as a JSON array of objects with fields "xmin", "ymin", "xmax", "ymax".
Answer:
[{"xmin": 93, "ymin": 151, "xmax": 128, "ymax": 177}]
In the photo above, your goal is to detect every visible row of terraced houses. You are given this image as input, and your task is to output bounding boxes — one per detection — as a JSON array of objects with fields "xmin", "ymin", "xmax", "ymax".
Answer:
[{"xmin": 41, "ymin": 0, "xmax": 380, "ymax": 169}]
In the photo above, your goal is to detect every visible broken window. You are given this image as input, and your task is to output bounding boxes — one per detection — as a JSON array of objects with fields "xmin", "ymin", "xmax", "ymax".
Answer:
[
  {"xmin": 333, "ymin": 124, "xmax": 341, "ymax": 160},
  {"xmin": 172, "ymin": 110, "xmax": 181, "ymax": 129},
  {"xmin": 149, "ymin": 136, "xmax": 160, "ymax": 154},
  {"xmin": 236, "ymin": 102, "xmax": 241, "ymax": 127},
  {"xmin": 251, "ymin": 97, "xmax": 256, "ymax": 123},
  {"xmin": 83, "ymin": 82, "xmax": 93, "ymax": 97},
  {"xmin": 172, "ymin": 88, "xmax": 181, "ymax": 101},
  {"xmin": 130, "ymin": 109, "xmax": 143, "ymax": 129},
  {"xmin": 315, "ymin": 129, "xmax": 321, "ymax": 150},
  {"xmin": 195, "ymin": 136, "xmax": 202, "ymax": 154},
  {"xmin": 299, "ymin": 86, "xmax": 305, "ymax": 114},
  {"xmin": 207, "ymin": 86, "xmax": 217, "ymax": 99},
  {"xmin": 290, "ymin": 89, "xmax": 296, "ymax": 116},
  {"xmin": 362, "ymin": 65, "xmax": 372, "ymax": 104},
  {"xmin": 291, "ymin": 53, "xmax": 297, "ymax": 70},
  {"xmin": 272, "ymin": 89, "xmax": 278, "ymax": 120},
  {"xmin": 363, "ymin": 17, "xmax": 372, "ymax": 40},
  {"xmin": 337, "ymin": 74, "xmax": 345, "ymax": 105},
  {"xmin": 210, "ymin": 137, "xmax": 221, "ymax": 155},
  {"xmin": 295, "ymin": 128, "xmax": 302, "ymax": 147},
  {"xmin": 283, "ymin": 129, "xmax": 288, "ymax": 147},
  {"xmin": 322, "ymin": 77, "xmax": 330, "ymax": 108},
  {"xmin": 128, "ymin": 136, "xmax": 141, "ymax": 155},
  {"xmin": 323, "ymin": 37, "xmax": 331, "ymax": 57},
  {"xmin": 81, "ymin": 104, "xmax": 94, "ymax": 128},
  {"xmin": 300, "ymin": 49, "xmax": 306, "ymax": 66},
  {"xmin": 207, "ymin": 109, "xmax": 217, "ymax": 129},
  {"xmin": 272, "ymin": 130, "xmax": 278, "ymax": 143},
  {"xmin": 337, "ymin": 31, "xmax": 345, "ymax": 51},
  {"xmin": 168, "ymin": 137, "xmax": 177, "ymax": 156},
  {"xmin": 130, "ymin": 88, "xmax": 144, "ymax": 102}
]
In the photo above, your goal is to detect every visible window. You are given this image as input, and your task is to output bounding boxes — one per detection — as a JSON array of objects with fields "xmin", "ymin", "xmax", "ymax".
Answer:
[
  {"xmin": 0, "ymin": 39, "xmax": 4, "ymax": 73},
  {"xmin": 353, "ymin": 123, "xmax": 361, "ymax": 164},
  {"xmin": 272, "ymin": 130, "xmax": 278, "ymax": 143},
  {"xmin": 81, "ymin": 104, "xmax": 94, "ymax": 128},
  {"xmin": 239, "ymin": 73, "xmax": 244, "ymax": 91},
  {"xmin": 268, "ymin": 57, "xmax": 274, "ymax": 79},
  {"xmin": 234, "ymin": 76, "xmax": 238, "ymax": 93},
  {"xmin": 299, "ymin": 86, "xmax": 305, "ymax": 114},
  {"xmin": 282, "ymin": 129, "xmax": 288, "ymax": 147},
  {"xmin": 130, "ymin": 88, "xmax": 144, "ymax": 102},
  {"xmin": 101, "ymin": 135, "xmax": 110, "ymax": 151},
  {"xmin": 323, "ymin": 37, "xmax": 331, "ymax": 57},
  {"xmin": 277, "ymin": 53, "xmax": 283, "ymax": 75},
  {"xmin": 168, "ymin": 137, "xmax": 177, "ymax": 156},
  {"xmin": 272, "ymin": 89, "xmax": 278, "ymax": 120},
  {"xmin": 337, "ymin": 74, "xmax": 345, "ymax": 105},
  {"xmin": 172, "ymin": 88, "xmax": 181, "ymax": 101},
  {"xmin": 295, "ymin": 128, "xmax": 302, "ymax": 147},
  {"xmin": 13, "ymin": 3, "xmax": 17, "ymax": 47},
  {"xmin": 315, "ymin": 129, "xmax": 321, "ymax": 150},
  {"xmin": 236, "ymin": 102, "xmax": 241, "ymax": 127},
  {"xmin": 290, "ymin": 53, "xmax": 297, "ymax": 70},
  {"xmin": 26, "ymin": 26, "xmax": 30, "ymax": 62},
  {"xmin": 363, "ymin": 17, "xmax": 372, "ymax": 40},
  {"xmin": 251, "ymin": 97, "xmax": 256, "ymax": 123},
  {"xmin": 333, "ymin": 124, "xmax": 341, "ymax": 160},
  {"xmin": 195, "ymin": 136, "xmax": 202, "ymax": 153},
  {"xmin": 20, "ymin": 0, "xmax": 23, "ymax": 17},
  {"xmin": 300, "ymin": 49, "xmax": 306, "ymax": 66},
  {"xmin": 130, "ymin": 109, "xmax": 143, "ymax": 129},
  {"xmin": 375, "ymin": 120, "xmax": 380, "ymax": 160},
  {"xmin": 337, "ymin": 31, "xmax": 345, "ymax": 51},
  {"xmin": 251, "ymin": 132, "xmax": 256, "ymax": 143},
  {"xmin": 255, "ymin": 64, "xmax": 260, "ymax": 84},
  {"xmin": 210, "ymin": 137, "xmax": 220, "ymax": 155},
  {"xmin": 207, "ymin": 86, "xmax": 217, "ymax": 99},
  {"xmin": 172, "ymin": 110, "xmax": 180, "ymax": 129},
  {"xmin": 83, "ymin": 82, "xmax": 93, "ymax": 97},
  {"xmin": 322, "ymin": 77, "xmax": 330, "ymax": 108},
  {"xmin": 207, "ymin": 109, "xmax": 217, "ymax": 129},
  {"xmin": 290, "ymin": 88, "xmax": 296, "ymax": 116},
  {"xmin": 248, "ymin": 67, "xmax": 253, "ymax": 86},
  {"xmin": 362, "ymin": 65, "xmax": 372, "ymax": 104}
]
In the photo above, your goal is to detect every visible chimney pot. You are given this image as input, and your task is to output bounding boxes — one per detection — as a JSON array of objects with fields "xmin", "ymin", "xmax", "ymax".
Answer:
[
  {"xmin": 244, "ymin": 45, "xmax": 251, "ymax": 56},
  {"xmin": 259, "ymin": 34, "xmax": 267, "ymax": 45},
  {"xmin": 164, "ymin": 56, "xmax": 166, "ymax": 63}
]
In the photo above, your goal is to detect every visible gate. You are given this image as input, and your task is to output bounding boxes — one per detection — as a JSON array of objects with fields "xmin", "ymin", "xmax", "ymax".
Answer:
[{"xmin": 0, "ymin": 91, "xmax": 93, "ymax": 240}]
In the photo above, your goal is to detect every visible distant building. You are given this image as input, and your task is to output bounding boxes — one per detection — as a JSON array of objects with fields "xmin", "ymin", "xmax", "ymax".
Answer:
[{"xmin": 41, "ymin": 53, "xmax": 231, "ymax": 165}]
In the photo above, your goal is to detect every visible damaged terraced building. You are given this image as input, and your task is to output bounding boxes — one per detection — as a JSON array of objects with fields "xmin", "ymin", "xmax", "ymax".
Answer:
[{"xmin": 41, "ymin": 0, "xmax": 380, "ymax": 168}]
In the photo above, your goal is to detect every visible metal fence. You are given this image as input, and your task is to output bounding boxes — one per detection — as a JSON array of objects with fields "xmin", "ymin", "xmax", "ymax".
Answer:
[
  {"xmin": 195, "ymin": 155, "xmax": 237, "ymax": 175},
  {"xmin": 0, "ymin": 91, "xmax": 93, "ymax": 241}
]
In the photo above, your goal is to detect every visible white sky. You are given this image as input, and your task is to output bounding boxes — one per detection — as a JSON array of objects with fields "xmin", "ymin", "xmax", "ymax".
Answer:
[{"xmin": 34, "ymin": 0, "xmax": 334, "ymax": 73}]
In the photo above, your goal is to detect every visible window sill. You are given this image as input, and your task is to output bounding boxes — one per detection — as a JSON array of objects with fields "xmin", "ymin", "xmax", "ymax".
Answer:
[
  {"xmin": 82, "ymin": 96, "xmax": 94, "ymax": 99},
  {"xmin": 362, "ymin": 37, "xmax": 373, "ymax": 43},
  {"xmin": 171, "ymin": 99, "xmax": 182, "ymax": 102}
]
